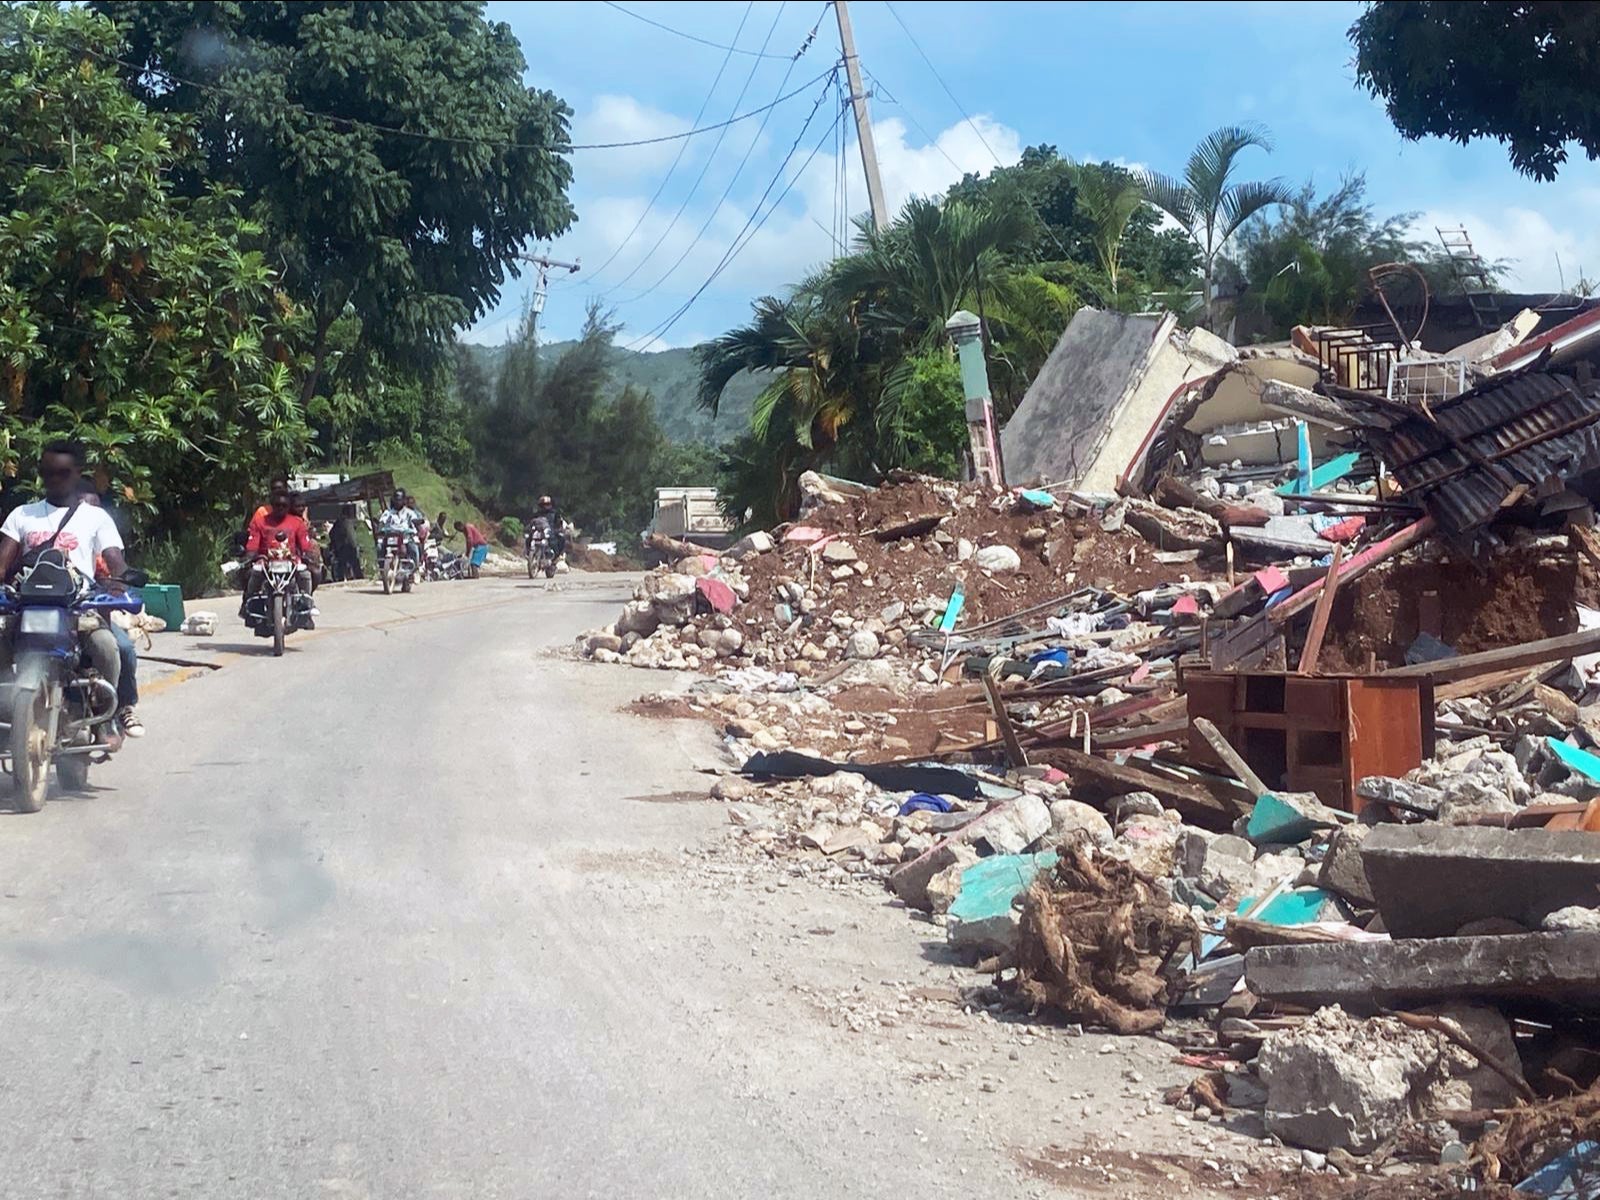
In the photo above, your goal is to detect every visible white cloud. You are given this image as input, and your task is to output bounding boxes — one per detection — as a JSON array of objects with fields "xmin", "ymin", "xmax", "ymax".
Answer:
[{"xmin": 571, "ymin": 94, "xmax": 694, "ymax": 182}]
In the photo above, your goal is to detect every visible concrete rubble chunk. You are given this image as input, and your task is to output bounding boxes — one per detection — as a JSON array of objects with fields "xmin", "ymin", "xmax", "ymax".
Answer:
[
  {"xmin": 845, "ymin": 630, "xmax": 881, "ymax": 660},
  {"xmin": 1245, "ymin": 931, "xmax": 1600, "ymax": 1013},
  {"xmin": 973, "ymin": 544, "xmax": 1022, "ymax": 573},
  {"xmin": 727, "ymin": 530, "xmax": 774, "ymax": 557},
  {"xmin": 1316, "ymin": 825, "xmax": 1376, "ymax": 907},
  {"xmin": 820, "ymin": 541, "xmax": 858, "ymax": 564},
  {"xmin": 972, "ymin": 794, "xmax": 1051, "ymax": 856},
  {"xmin": 1360, "ymin": 825, "xmax": 1600, "ymax": 938},
  {"xmin": 1543, "ymin": 905, "xmax": 1600, "ymax": 932},
  {"xmin": 1048, "ymin": 799, "xmax": 1113, "ymax": 846},
  {"xmin": 1257, "ymin": 1004, "xmax": 1525, "ymax": 1153},
  {"xmin": 946, "ymin": 852, "xmax": 1059, "ymax": 955},
  {"xmin": 889, "ymin": 797, "xmax": 1050, "ymax": 910}
]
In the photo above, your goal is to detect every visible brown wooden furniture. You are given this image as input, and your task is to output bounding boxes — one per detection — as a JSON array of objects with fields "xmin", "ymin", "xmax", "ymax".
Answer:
[{"xmin": 1184, "ymin": 671, "xmax": 1434, "ymax": 814}]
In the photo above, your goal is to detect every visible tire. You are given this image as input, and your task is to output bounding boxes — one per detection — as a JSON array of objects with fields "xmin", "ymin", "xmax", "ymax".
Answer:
[
  {"xmin": 10, "ymin": 679, "xmax": 50, "ymax": 813},
  {"xmin": 56, "ymin": 753, "xmax": 89, "ymax": 793},
  {"xmin": 526, "ymin": 554, "xmax": 535, "ymax": 580},
  {"xmin": 401, "ymin": 573, "xmax": 413, "ymax": 594},
  {"xmin": 272, "ymin": 594, "xmax": 286, "ymax": 657},
  {"xmin": 544, "ymin": 559, "xmax": 557, "ymax": 579},
  {"xmin": 381, "ymin": 555, "xmax": 395, "ymax": 595}
]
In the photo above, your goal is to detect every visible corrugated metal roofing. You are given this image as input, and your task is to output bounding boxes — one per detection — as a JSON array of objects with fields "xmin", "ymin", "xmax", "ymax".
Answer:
[{"xmin": 1362, "ymin": 371, "xmax": 1600, "ymax": 537}]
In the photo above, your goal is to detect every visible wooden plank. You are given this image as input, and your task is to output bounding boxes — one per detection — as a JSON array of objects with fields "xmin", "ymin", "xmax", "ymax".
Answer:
[
  {"xmin": 1297, "ymin": 541, "xmax": 1347, "ymax": 674},
  {"xmin": 1267, "ymin": 516, "xmax": 1436, "ymax": 629},
  {"xmin": 980, "ymin": 672, "xmax": 1029, "ymax": 769},
  {"xmin": 1434, "ymin": 666, "xmax": 1544, "ymax": 702},
  {"xmin": 1034, "ymin": 747, "xmax": 1246, "ymax": 829},
  {"xmin": 1380, "ymin": 626, "xmax": 1600, "ymax": 682},
  {"xmin": 1191, "ymin": 717, "xmax": 1268, "ymax": 797},
  {"xmin": 1087, "ymin": 718, "xmax": 1190, "ymax": 751}
]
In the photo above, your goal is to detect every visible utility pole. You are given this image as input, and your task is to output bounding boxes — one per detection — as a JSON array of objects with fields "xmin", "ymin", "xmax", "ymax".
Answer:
[
  {"xmin": 515, "ymin": 250, "xmax": 580, "ymax": 340},
  {"xmin": 834, "ymin": 0, "xmax": 889, "ymax": 232}
]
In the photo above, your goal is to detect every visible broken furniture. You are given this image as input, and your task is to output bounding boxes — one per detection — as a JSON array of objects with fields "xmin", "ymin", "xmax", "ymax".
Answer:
[{"xmin": 1184, "ymin": 671, "xmax": 1433, "ymax": 813}]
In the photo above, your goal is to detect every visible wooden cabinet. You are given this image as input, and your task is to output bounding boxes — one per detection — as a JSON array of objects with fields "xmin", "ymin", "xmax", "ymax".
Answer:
[{"xmin": 1185, "ymin": 671, "xmax": 1433, "ymax": 813}]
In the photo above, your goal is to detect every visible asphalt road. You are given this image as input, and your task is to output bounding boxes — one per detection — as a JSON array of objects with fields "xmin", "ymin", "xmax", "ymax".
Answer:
[{"xmin": 0, "ymin": 575, "xmax": 1089, "ymax": 1200}]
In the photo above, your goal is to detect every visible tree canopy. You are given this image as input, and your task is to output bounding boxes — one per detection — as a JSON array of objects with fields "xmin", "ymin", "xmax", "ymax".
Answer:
[
  {"xmin": 0, "ymin": 2, "xmax": 309, "ymax": 532},
  {"xmin": 93, "ymin": 0, "xmax": 577, "ymax": 398},
  {"xmin": 1351, "ymin": 1, "xmax": 1600, "ymax": 181}
]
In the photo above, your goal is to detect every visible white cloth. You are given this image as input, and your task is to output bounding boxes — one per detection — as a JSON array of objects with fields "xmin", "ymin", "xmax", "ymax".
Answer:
[{"xmin": 1, "ymin": 500, "xmax": 123, "ymax": 579}]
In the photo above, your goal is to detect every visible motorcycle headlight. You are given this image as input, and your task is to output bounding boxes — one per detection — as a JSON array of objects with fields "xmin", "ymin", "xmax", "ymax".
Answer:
[{"xmin": 19, "ymin": 608, "xmax": 68, "ymax": 635}]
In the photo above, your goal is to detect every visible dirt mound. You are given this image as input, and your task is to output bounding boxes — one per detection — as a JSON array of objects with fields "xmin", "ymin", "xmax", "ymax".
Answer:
[{"xmin": 567, "ymin": 541, "xmax": 637, "ymax": 572}]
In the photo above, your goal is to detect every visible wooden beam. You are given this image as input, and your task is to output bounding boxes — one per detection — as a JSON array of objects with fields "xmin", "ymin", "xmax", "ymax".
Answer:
[
  {"xmin": 1034, "ymin": 747, "xmax": 1247, "ymax": 829},
  {"xmin": 981, "ymin": 672, "xmax": 1029, "ymax": 769},
  {"xmin": 1191, "ymin": 717, "xmax": 1268, "ymax": 797},
  {"xmin": 1297, "ymin": 541, "xmax": 1347, "ymax": 674},
  {"xmin": 1267, "ymin": 516, "xmax": 1435, "ymax": 629},
  {"xmin": 1380, "ymin": 626, "xmax": 1600, "ymax": 682}
]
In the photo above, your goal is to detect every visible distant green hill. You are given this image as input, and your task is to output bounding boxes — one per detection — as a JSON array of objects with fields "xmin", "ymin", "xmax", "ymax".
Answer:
[{"xmin": 460, "ymin": 339, "xmax": 762, "ymax": 446}]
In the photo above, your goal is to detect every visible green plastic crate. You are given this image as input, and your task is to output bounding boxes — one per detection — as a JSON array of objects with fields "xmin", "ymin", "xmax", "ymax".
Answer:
[{"xmin": 139, "ymin": 583, "xmax": 184, "ymax": 630}]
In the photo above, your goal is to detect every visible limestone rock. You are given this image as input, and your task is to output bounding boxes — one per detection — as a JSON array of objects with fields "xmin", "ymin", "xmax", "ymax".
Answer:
[{"xmin": 973, "ymin": 544, "xmax": 1022, "ymax": 573}]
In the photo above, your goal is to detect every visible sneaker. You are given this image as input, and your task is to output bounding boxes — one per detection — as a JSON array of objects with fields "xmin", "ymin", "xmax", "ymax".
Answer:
[{"xmin": 119, "ymin": 707, "xmax": 144, "ymax": 739}]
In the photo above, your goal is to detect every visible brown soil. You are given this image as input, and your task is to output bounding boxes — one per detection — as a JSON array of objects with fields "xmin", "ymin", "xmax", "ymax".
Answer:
[
  {"xmin": 567, "ymin": 541, "xmax": 638, "ymax": 572},
  {"xmin": 1322, "ymin": 546, "xmax": 1600, "ymax": 671}
]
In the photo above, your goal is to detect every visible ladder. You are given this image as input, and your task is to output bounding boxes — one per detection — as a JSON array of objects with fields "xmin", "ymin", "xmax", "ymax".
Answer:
[{"xmin": 1436, "ymin": 226, "xmax": 1500, "ymax": 331}]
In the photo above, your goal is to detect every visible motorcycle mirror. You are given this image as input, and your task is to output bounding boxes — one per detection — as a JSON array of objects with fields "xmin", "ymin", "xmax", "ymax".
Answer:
[{"xmin": 121, "ymin": 569, "xmax": 150, "ymax": 589}]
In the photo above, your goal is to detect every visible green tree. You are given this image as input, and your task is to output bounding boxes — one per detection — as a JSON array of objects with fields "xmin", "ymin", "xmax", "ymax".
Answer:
[
  {"xmin": 1352, "ymin": 1, "xmax": 1600, "ymax": 181},
  {"xmin": 1139, "ymin": 126, "xmax": 1294, "ymax": 328},
  {"xmin": 1063, "ymin": 163, "xmax": 1146, "ymax": 299},
  {"xmin": 94, "ymin": 0, "xmax": 577, "ymax": 403},
  {"xmin": 0, "ymin": 3, "xmax": 308, "ymax": 534}
]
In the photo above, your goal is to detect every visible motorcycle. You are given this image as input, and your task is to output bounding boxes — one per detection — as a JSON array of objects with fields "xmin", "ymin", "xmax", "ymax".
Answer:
[
  {"xmin": 525, "ymin": 517, "xmax": 559, "ymax": 579},
  {"xmin": 242, "ymin": 532, "xmax": 314, "ymax": 656},
  {"xmin": 377, "ymin": 530, "xmax": 419, "ymax": 595},
  {"xmin": 423, "ymin": 540, "xmax": 465, "ymax": 582},
  {"xmin": 0, "ymin": 549, "xmax": 145, "ymax": 811}
]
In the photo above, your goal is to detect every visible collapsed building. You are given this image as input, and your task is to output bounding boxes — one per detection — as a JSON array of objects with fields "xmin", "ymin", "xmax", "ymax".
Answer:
[{"xmin": 578, "ymin": 291, "xmax": 1600, "ymax": 1193}]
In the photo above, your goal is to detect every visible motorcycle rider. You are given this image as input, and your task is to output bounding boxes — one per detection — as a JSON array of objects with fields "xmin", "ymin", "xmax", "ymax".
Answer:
[
  {"xmin": 534, "ymin": 495, "xmax": 567, "ymax": 561},
  {"xmin": 77, "ymin": 481, "xmax": 143, "ymax": 738},
  {"xmin": 0, "ymin": 441, "xmax": 130, "ymax": 736},
  {"xmin": 375, "ymin": 489, "xmax": 425, "ymax": 568},
  {"xmin": 241, "ymin": 480, "xmax": 322, "ymax": 623}
]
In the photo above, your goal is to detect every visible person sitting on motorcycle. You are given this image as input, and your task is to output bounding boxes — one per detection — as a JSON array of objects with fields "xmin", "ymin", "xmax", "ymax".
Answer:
[
  {"xmin": 77, "ymin": 480, "xmax": 143, "ymax": 739},
  {"xmin": 535, "ymin": 495, "xmax": 567, "ymax": 560},
  {"xmin": 375, "ymin": 489, "xmax": 425, "ymax": 565},
  {"xmin": 241, "ymin": 481, "xmax": 322, "ymax": 623},
  {"xmin": 0, "ymin": 441, "xmax": 131, "ymax": 737}
]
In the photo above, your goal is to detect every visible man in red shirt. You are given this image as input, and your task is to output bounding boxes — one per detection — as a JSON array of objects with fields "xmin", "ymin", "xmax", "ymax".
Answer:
[{"xmin": 241, "ymin": 480, "xmax": 322, "ymax": 619}]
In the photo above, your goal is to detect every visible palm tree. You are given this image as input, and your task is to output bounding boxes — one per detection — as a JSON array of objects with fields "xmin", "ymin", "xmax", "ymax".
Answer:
[
  {"xmin": 1064, "ymin": 162, "xmax": 1145, "ymax": 299},
  {"xmin": 1139, "ymin": 125, "xmax": 1293, "ymax": 328}
]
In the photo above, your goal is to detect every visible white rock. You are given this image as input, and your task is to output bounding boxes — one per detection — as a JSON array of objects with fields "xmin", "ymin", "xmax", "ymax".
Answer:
[
  {"xmin": 845, "ymin": 630, "xmax": 881, "ymax": 660},
  {"xmin": 1543, "ymin": 905, "xmax": 1600, "ymax": 932},
  {"xmin": 973, "ymin": 544, "xmax": 1021, "ymax": 573}
]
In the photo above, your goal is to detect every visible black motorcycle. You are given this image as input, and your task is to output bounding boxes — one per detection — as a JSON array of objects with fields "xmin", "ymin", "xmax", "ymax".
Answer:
[
  {"xmin": 0, "ymin": 550, "xmax": 145, "ymax": 811},
  {"xmin": 242, "ymin": 533, "xmax": 314, "ymax": 656},
  {"xmin": 525, "ymin": 517, "xmax": 558, "ymax": 579}
]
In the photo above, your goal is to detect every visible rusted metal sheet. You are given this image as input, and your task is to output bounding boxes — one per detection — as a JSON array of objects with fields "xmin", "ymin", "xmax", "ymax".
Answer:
[{"xmin": 1361, "ymin": 370, "xmax": 1600, "ymax": 538}]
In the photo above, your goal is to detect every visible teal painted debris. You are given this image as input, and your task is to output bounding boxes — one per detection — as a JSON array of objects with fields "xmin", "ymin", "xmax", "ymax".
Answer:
[{"xmin": 947, "ymin": 851, "xmax": 1058, "ymax": 953}]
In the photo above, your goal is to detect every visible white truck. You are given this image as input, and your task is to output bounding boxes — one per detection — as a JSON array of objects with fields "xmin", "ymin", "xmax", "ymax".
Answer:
[{"xmin": 647, "ymin": 487, "xmax": 736, "ymax": 551}]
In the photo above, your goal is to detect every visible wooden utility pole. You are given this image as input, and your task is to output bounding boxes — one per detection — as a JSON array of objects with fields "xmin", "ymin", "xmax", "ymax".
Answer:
[{"xmin": 834, "ymin": 0, "xmax": 889, "ymax": 232}]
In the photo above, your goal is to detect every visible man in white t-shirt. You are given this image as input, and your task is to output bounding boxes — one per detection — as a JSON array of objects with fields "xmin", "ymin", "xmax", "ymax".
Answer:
[{"xmin": 0, "ymin": 441, "xmax": 132, "ymax": 736}]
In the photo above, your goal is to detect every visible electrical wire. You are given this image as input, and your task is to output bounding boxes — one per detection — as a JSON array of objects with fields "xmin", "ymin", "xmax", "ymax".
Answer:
[
  {"xmin": 610, "ymin": 2, "xmax": 832, "ymax": 307},
  {"xmin": 863, "ymin": 67, "xmax": 963, "ymax": 175},
  {"xmin": 78, "ymin": 40, "xmax": 832, "ymax": 153},
  {"xmin": 626, "ymin": 74, "xmax": 845, "ymax": 350},
  {"xmin": 883, "ymin": 0, "xmax": 1005, "ymax": 168},
  {"xmin": 602, "ymin": 1, "xmax": 794, "ymax": 59},
  {"xmin": 600, "ymin": 1, "xmax": 783, "ymax": 298},
  {"xmin": 583, "ymin": 2, "xmax": 755, "ymax": 287}
]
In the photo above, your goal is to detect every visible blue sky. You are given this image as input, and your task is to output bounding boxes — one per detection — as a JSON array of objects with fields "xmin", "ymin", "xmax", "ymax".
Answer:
[{"xmin": 470, "ymin": 0, "xmax": 1600, "ymax": 350}]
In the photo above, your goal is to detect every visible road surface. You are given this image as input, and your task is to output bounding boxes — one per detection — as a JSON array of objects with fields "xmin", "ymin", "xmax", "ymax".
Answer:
[{"xmin": 0, "ymin": 575, "xmax": 1258, "ymax": 1199}]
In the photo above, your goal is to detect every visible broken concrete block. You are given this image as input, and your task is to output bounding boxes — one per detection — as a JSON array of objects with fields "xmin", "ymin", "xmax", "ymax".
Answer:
[
  {"xmin": 615, "ymin": 599, "xmax": 661, "ymax": 637},
  {"xmin": 889, "ymin": 797, "xmax": 1050, "ymax": 910},
  {"xmin": 1356, "ymin": 776, "xmax": 1444, "ymax": 816},
  {"xmin": 1257, "ymin": 1004, "xmax": 1524, "ymax": 1153},
  {"xmin": 946, "ymin": 852, "xmax": 1058, "ymax": 955},
  {"xmin": 925, "ymin": 847, "xmax": 981, "ymax": 914},
  {"xmin": 1543, "ymin": 905, "xmax": 1600, "ymax": 932},
  {"xmin": 1316, "ymin": 825, "xmax": 1376, "ymax": 907},
  {"xmin": 1048, "ymin": 799, "xmax": 1113, "ymax": 846},
  {"xmin": 1245, "ymin": 791, "xmax": 1342, "ymax": 845},
  {"xmin": 973, "ymin": 544, "xmax": 1021, "ymax": 573},
  {"xmin": 585, "ymin": 631, "xmax": 624, "ymax": 656},
  {"xmin": 1113, "ymin": 816, "xmax": 1183, "ymax": 879},
  {"xmin": 1245, "ymin": 931, "xmax": 1600, "ymax": 1012},
  {"xmin": 1361, "ymin": 825, "xmax": 1600, "ymax": 938},
  {"xmin": 727, "ymin": 530, "xmax": 774, "ymax": 557},
  {"xmin": 820, "ymin": 540, "xmax": 858, "ymax": 564}
]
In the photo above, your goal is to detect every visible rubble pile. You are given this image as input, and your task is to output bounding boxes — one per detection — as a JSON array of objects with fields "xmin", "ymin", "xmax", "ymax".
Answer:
[{"xmin": 584, "ymin": 300, "xmax": 1600, "ymax": 1189}]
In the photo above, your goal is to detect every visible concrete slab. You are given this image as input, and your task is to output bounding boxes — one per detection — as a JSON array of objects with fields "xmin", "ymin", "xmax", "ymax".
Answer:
[
  {"xmin": 1245, "ymin": 932, "xmax": 1600, "ymax": 1014},
  {"xmin": 1361, "ymin": 824, "xmax": 1600, "ymax": 938}
]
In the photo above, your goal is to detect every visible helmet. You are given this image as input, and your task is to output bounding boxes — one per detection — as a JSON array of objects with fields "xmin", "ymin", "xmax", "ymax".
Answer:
[{"xmin": 538, "ymin": 495, "xmax": 553, "ymax": 509}]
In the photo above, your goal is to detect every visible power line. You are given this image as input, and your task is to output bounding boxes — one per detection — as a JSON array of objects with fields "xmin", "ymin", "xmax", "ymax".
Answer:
[
  {"xmin": 584, "ymin": 2, "xmax": 755, "ymax": 287},
  {"xmin": 863, "ymin": 68, "xmax": 962, "ymax": 176},
  {"xmin": 601, "ymin": 1, "xmax": 781, "ymax": 298},
  {"xmin": 613, "ymin": 2, "xmax": 832, "ymax": 307},
  {"xmin": 602, "ymin": 1, "xmax": 795, "ymax": 59},
  {"xmin": 882, "ymin": 0, "xmax": 1005, "ymax": 169},
  {"xmin": 80, "ymin": 41, "xmax": 832, "ymax": 153},
  {"xmin": 627, "ymin": 78, "xmax": 846, "ymax": 350}
]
